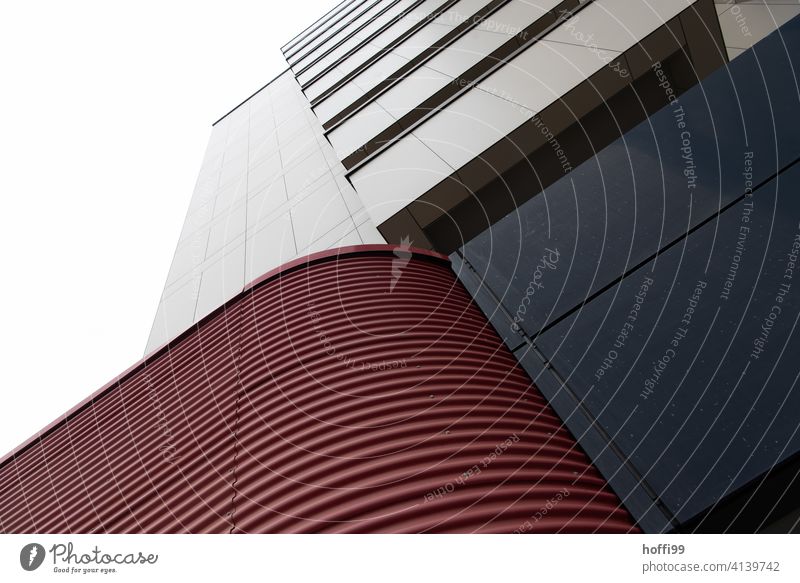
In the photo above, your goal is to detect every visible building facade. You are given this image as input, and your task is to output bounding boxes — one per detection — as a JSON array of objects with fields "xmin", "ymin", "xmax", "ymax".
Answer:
[{"xmin": 2, "ymin": 0, "xmax": 800, "ymax": 533}]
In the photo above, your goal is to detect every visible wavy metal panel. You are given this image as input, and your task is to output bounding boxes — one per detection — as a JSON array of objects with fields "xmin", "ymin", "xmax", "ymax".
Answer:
[
  {"xmin": 0, "ymin": 306, "xmax": 241, "ymax": 534},
  {"xmin": 0, "ymin": 246, "xmax": 635, "ymax": 533},
  {"xmin": 230, "ymin": 250, "xmax": 636, "ymax": 533}
]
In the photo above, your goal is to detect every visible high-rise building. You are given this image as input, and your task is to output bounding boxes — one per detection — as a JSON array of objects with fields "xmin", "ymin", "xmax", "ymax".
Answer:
[{"xmin": 2, "ymin": 0, "xmax": 799, "ymax": 533}]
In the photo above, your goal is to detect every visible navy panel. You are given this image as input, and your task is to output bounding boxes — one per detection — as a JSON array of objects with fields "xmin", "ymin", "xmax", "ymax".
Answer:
[
  {"xmin": 536, "ymin": 162, "xmax": 800, "ymax": 523},
  {"xmin": 457, "ymin": 15, "xmax": 800, "ymax": 341},
  {"xmin": 453, "ymin": 16, "xmax": 800, "ymax": 530}
]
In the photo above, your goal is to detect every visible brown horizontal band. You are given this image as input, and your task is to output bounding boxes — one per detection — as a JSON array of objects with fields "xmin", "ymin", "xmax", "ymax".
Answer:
[
  {"xmin": 320, "ymin": 0, "xmax": 521, "ymax": 130},
  {"xmin": 282, "ymin": 0, "xmax": 363, "ymax": 57},
  {"xmin": 285, "ymin": 0, "xmax": 373, "ymax": 62},
  {"xmin": 306, "ymin": 0, "xmax": 463, "ymax": 101},
  {"xmin": 290, "ymin": 0, "xmax": 404, "ymax": 76},
  {"xmin": 339, "ymin": 0, "xmax": 585, "ymax": 171}
]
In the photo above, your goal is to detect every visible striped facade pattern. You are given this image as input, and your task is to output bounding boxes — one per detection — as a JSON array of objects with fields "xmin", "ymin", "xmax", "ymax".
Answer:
[{"xmin": 0, "ymin": 247, "xmax": 635, "ymax": 533}]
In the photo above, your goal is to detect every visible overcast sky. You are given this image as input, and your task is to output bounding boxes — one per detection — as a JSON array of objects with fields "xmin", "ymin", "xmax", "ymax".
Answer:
[{"xmin": 0, "ymin": 1, "xmax": 340, "ymax": 457}]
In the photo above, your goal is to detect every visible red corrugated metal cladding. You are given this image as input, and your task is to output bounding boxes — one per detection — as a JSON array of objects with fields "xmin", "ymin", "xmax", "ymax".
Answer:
[{"xmin": 0, "ymin": 246, "xmax": 636, "ymax": 533}]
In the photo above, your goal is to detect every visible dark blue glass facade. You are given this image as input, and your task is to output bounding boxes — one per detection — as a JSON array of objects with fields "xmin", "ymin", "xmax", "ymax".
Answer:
[{"xmin": 453, "ymin": 15, "xmax": 800, "ymax": 532}]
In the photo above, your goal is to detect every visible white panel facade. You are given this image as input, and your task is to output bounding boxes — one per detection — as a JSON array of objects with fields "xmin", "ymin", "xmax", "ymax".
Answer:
[
  {"xmin": 350, "ymin": 0, "xmax": 698, "ymax": 228},
  {"xmin": 715, "ymin": 0, "xmax": 800, "ymax": 59},
  {"xmin": 146, "ymin": 70, "xmax": 384, "ymax": 354}
]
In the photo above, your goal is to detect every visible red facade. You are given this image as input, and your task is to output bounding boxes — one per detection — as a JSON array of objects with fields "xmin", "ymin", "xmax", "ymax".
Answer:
[{"xmin": 0, "ymin": 246, "xmax": 635, "ymax": 533}]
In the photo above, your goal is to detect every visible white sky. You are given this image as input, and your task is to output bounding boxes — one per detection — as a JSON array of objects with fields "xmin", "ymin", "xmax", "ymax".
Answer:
[{"xmin": 0, "ymin": 1, "xmax": 341, "ymax": 457}]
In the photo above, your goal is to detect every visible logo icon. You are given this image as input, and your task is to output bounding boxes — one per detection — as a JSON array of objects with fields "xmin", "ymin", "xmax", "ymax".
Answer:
[
  {"xmin": 390, "ymin": 236, "xmax": 413, "ymax": 292},
  {"xmin": 20, "ymin": 543, "xmax": 46, "ymax": 571}
]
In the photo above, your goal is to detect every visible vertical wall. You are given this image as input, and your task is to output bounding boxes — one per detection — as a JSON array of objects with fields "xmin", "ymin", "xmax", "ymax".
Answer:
[{"xmin": 146, "ymin": 71, "xmax": 385, "ymax": 354}]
